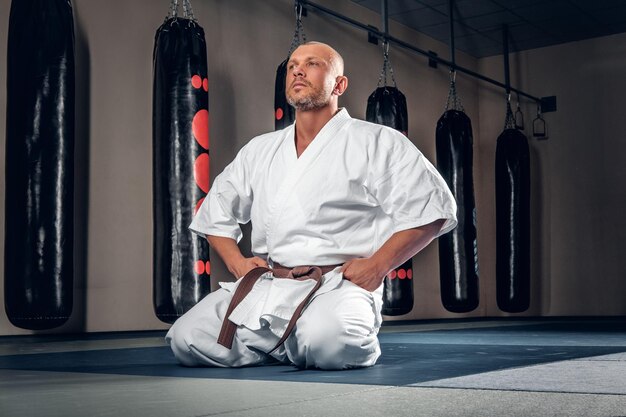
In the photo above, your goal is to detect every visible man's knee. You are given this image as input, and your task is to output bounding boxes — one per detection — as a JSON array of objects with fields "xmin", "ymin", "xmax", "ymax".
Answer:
[
  {"xmin": 166, "ymin": 318, "xmax": 201, "ymax": 367},
  {"xmin": 294, "ymin": 312, "xmax": 379, "ymax": 370}
]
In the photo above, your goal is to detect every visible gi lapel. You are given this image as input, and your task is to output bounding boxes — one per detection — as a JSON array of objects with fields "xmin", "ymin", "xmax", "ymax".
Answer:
[{"xmin": 265, "ymin": 109, "xmax": 352, "ymax": 256}]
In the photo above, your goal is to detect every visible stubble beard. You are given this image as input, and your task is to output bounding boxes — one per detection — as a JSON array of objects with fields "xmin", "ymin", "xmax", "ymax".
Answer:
[{"xmin": 286, "ymin": 79, "xmax": 334, "ymax": 111}]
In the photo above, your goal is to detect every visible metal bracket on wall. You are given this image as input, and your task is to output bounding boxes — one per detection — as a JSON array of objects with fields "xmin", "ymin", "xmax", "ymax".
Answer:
[
  {"xmin": 428, "ymin": 51, "xmax": 438, "ymax": 68},
  {"xmin": 540, "ymin": 96, "xmax": 557, "ymax": 113},
  {"xmin": 368, "ymin": 25, "xmax": 379, "ymax": 45}
]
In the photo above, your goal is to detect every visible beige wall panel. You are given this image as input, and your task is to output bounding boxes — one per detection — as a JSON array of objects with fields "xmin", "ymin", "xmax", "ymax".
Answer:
[
  {"xmin": 0, "ymin": 0, "xmax": 492, "ymax": 335},
  {"xmin": 477, "ymin": 33, "xmax": 626, "ymax": 317}
]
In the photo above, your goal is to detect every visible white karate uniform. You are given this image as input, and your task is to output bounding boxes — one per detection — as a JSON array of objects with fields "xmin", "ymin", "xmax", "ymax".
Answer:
[{"xmin": 166, "ymin": 108, "xmax": 457, "ymax": 369}]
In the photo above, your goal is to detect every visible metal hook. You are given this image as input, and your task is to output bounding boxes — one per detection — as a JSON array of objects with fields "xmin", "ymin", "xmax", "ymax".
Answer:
[
  {"xmin": 504, "ymin": 92, "xmax": 516, "ymax": 129},
  {"xmin": 296, "ymin": 2, "xmax": 303, "ymax": 21},
  {"xmin": 382, "ymin": 40, "xmax": 390, "ymax": 56},
  {"xmin": 288, "ymin": 1, "xmax": 307, "ymax": 56},
  {"xmin": 533, "ymin": 101, "xmax": 546, "ymax": 138}
]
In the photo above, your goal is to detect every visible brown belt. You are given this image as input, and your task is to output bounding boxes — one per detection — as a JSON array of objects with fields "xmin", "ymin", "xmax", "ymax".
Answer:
[{"xmin": 216, "ymin": 262, "xmax": 340, "ymax": 354}]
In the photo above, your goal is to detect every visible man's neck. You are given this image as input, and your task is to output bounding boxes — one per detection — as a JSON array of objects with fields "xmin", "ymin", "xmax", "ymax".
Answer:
[{"xmin": 294, "ymin": 104, "xmax": 339, "ymax": 157}]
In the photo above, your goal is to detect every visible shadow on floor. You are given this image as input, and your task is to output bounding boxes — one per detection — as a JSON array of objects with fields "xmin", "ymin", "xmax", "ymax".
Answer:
[{"xmin": 2, "ymin": 321, "xmax": 626, "ymax": 386}]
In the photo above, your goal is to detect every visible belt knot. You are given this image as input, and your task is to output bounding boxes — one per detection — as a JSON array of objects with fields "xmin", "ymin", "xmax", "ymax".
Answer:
[{"xmin": 216, "ymin": 261, "xmax": 341, "ymax": 354}]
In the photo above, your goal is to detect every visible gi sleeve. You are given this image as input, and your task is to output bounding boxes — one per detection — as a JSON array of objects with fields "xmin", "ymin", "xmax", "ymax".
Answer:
[
  {"xmin": 189, "ymin": 146, "xmax": 253, "ymax": 243},
  {"xmin": 368, "ymin": 129, "xmax": 458, "ymax": 238}
]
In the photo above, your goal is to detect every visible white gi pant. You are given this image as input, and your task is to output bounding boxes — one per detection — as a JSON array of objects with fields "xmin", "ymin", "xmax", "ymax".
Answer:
[{"xmin": 166, "ymin": 268, "xmax": 384, "ymax": 370}]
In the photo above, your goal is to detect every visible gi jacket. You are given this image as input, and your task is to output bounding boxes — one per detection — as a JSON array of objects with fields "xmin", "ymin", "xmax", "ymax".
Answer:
[{"xmin": 189, "ymin": 109, "xmax": 457, "ymax": 334}]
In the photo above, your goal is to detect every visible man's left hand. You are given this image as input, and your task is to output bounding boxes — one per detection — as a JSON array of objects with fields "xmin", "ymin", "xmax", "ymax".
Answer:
[{"xmin": 340, "ymin": 258, "xmax": 386, "ymax": 292}]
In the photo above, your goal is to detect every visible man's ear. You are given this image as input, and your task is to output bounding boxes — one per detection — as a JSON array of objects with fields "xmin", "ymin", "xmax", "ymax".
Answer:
[{"xmin": 333, "ymin": 75, "xmax": 348, "ymax": 96}]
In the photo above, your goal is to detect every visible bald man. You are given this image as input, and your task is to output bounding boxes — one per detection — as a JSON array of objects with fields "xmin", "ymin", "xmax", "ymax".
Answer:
[{"xmin": 166, "ymin": 42, "xmax": 457, "ymax": 369}]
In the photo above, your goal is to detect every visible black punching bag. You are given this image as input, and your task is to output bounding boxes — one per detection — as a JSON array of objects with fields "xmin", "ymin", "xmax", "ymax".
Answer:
[
  {"xmin": 4, "ymin": 0, "xmax": 75, "ymax": 330},
  {"xmin": 153, "ymin": 4, "xmax": 211, "ymax": 323},
  {"xmin": 366, "ymin": 85, "xmax": 413, "ymax": 316},
  {"xmin": 495, "ymin": 120, "xmax": 530, "ymax": 313},
  {"xmin": 274, "ymin": 5, "xmax": 305, "ymax": 130},
  {"xmin": 274, "ymin": 59, "xmax": 295, "ymax": 130},
  {"xmin": 436, "ymin": 107, "xmax": 479, "ymax": 313}
]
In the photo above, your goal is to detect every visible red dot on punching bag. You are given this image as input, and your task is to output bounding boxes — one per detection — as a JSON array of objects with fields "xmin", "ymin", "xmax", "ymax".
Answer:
[
  {"xmin": 407, "ymin": 269, "xmax": 413, "ymax": 279},
  {"xmin": 194, "ymin": 260, "xmax": 205, "ymax": 274},
  {"xmin": 275, "ymin": 108, "xmax": 284, "ymax": 120},
  {"xmin": 398, "ymin": 269, "xmax": 407, "ymax": 279},
  {"xmin": 388, "ymin": 270, "xmax": 397, "ymax": 280},
  {"xmin": 203, "ymin": 78, "xmax": 208, "ymax": 92},
  {"xmin": 191, "ymin": 75, "xmax": 202, "ymax": 89},
  {"xmin": 205, "ymin": 261, "xmax": 211, "ymax": 275},
  {"xmin": 194, "ymin": 153, "xmax": 210, "ymax": 193},
  {"xmin": 192, "ymin": 109, "xmax": 209, "ymax": 149},
  {"xmin": 194, "ymin": 197, "xmax": 205, "ymax": 215}
]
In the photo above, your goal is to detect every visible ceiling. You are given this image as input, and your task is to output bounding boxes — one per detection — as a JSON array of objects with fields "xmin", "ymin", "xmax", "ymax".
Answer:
[{"xmin": 351, "ymin": 0, "xmax": 626, "ymax": 57}]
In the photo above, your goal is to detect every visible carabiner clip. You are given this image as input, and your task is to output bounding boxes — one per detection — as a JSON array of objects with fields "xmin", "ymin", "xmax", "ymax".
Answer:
[{"xmin": 533, "ymin": 102, "xmax": 547, "ymax": 139}]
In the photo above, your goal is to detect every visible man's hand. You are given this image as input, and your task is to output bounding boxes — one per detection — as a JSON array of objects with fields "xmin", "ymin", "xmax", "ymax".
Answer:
[
  {"xmin": 229, "ymin": 256, "xmax": 269, "ymax": 279},
  {"xmin": 340, "ymin": 258, "xmax": 386, "ymax": 292},
  {"xmin": 339, "ymin": 220, "xmax": 446, "ymax": 292},
  {"xmin": 205, "ymin": 235, "xmax": 268, "ymax": 280}
]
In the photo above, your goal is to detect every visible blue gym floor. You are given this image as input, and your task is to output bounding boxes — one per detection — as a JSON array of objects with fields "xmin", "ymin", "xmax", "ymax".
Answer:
[{"xmin": 1, "ymin": 319, "xmax": 625, "ymax": 416}]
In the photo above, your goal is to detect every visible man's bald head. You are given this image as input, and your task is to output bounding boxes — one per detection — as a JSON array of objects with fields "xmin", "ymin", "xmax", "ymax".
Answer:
[
  {"xmin": 286, "ymin": 41, "xmax": 348, "ymax": 112},
  {"xmin": 293, "ymin": 41, "xmax": 344, "ymax": 77}
]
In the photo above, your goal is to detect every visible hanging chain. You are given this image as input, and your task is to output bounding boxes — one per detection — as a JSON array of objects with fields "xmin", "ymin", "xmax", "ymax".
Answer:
[
  {"xmin": 182, "ymin": 0, "xmax": 196, "ymax": 21},
  {"xmin": 168, "ymin": 0, "xmax": 196, "ymax": 20},
  {"xmin": 504, "ymin": 93, "xmax": 516, "ymax": 129},
  {"xmin": 377, "ymin": 41, "xmax": 397, "ymax": 88},
  {"xmin": 514, "ymin": 92, "xmax": 524, "ymax": 129},
  {"xmin": 288, "ymin": 2, "xmax": 307, "ymax": 56},
  {"xmin": 445, "ymin": 69, "xmax": 464, "ymax": 112},
  {"xmin": 169, "ymin": 0, "xmax": 179, "ymax": 18}
]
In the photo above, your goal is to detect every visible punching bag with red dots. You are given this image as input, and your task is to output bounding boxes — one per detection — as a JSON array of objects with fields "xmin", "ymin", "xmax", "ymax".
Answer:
[
  {"xmin": 4, "ymin": 0, "xmax": 75, "ymax": 330},
  {"xmin": 365, "ymin": 46, "xmax": 413, "ymax": 316},
  {"xmin": 152, "ymin": 1, "xmax": 211, "ymax": 323},
  {"xmin": 274, "ymin": 3, "xmax": 305, "ymax": 130},
  {"xmin": 274, "ymin": 59, "xmax": 295, "ymax": 130}
]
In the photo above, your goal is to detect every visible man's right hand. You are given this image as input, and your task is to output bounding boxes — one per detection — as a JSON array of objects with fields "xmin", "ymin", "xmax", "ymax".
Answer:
[
  {"xmin": 206, "ymin": 235, "xmax": 269, "ymax": 280},
  {"xmin": 228, "ymin": 256, "xmax": 269, "ymax": 279}
]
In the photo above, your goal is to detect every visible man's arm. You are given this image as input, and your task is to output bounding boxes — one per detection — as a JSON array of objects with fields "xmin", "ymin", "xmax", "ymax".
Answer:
[
  {"xmin": 206, "ymin": 235, "xmax": 268, "ymax": 279},
  {"xmin": 340, "ymin": 219, "xmax": 445, "ymax": 292}
]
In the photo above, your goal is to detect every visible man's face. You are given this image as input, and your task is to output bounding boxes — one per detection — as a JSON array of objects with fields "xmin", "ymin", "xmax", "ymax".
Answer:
[{"xmin": 285, "ymin": 44, "xmax": 338, "ymax": 111}]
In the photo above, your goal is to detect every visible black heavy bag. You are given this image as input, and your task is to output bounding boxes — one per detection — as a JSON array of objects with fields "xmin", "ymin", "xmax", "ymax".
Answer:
[
  {"xmin": 274, "ymin": 4, "xmax": 306, "ymax": 130},
  {"xmin": 366, "ymin": 87, "xmax": 408, "ymax": 137},
  {"xmin": 4, "ymin": 0, "xmax": 75, "ymax": 330},
  {"xmin": 435, "ymin": 80, "xmax": 479, "ymax": 313},
  {"xmin": 495, "ymin": 117, "xmax": 530, "ymax": 313},
  {"xmin": 366, "ymin": 82, "xmax": 413, "ymax": 316},
  {"xmin": 153, "ymin": 3, "xmax": 211, "ymax": 324},
  {"xmin": 274, "ymin": 59, "xmax": 295, "ymax": 130}
]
